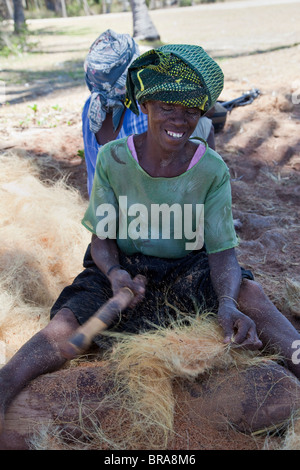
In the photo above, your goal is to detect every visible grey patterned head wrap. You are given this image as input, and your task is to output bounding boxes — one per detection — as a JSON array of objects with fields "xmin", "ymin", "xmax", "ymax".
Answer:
[{"xmin": 84, "ymin": 29, "xmax": 140, "ymax": 133}]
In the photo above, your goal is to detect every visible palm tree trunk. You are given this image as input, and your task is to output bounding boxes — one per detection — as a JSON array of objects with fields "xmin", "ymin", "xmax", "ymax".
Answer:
[
  {"xmin": 82, "ymin": 0, "xmax": 92, "ymax": 15},
  {"xmin": 4, "ymin": 0, "xmax": 14, "ymax": 19},
  {"xmin": 130, "ymin": 0, "xmax": 160, "ymax": 41},
  {"xmin": 60, "ymin": 0, "xmax": 67, "ymax": 17},
  {"xmin": 13, "ymin": 0, "xmax": 26, "ymax": 33}
]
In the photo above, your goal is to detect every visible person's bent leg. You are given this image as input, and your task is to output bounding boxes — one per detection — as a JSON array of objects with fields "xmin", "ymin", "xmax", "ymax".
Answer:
[
  {"xmin": 0, "ymin": 308, "xmax": 79, "ymax": 433},
  {"xmin": 238, "ymin": 279, "xmax": 300, "ymax": 379}
]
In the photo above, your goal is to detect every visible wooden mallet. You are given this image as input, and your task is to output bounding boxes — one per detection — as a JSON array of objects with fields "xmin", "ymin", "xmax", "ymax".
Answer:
[{"xmin": 61, "ymin": 286, "xmax": 135, "ymax": 360}]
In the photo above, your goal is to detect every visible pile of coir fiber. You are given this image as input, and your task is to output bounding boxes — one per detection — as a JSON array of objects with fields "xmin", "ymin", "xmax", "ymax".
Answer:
[
  {"xmin": 28, "ymin": 313, "xmax": 281, "ymax": 451},
  {"xmin": 98, "ymin": 314, "xmax": 273, "ymax": 450},
  {"xmin": 0, "ymin": 151, "xmax": 90, "ymax": 360}
]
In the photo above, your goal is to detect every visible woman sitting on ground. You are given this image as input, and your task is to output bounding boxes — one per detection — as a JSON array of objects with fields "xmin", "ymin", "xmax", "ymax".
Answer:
[{"xmin": 1, "ymin": 43, "xmax": 300, "ymax": 434}]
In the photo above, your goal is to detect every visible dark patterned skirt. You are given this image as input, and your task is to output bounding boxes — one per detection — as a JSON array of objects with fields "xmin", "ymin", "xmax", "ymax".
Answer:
[{"xmin": 50, "ymin": 244, "xmax": 253, "ymax": 348}]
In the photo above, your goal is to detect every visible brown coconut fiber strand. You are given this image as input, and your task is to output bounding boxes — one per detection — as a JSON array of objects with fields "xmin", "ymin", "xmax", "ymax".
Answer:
[
  {"xmin": 0, "ymin": 152, "xmax": 90, "ymax": 359},
  {"xmin": 68, "ymin": 314, "xmax": 274, "ymax": 451},
  {"xmin": 28, "ymin": 313, "xmax": 274, "ymax": 451}
]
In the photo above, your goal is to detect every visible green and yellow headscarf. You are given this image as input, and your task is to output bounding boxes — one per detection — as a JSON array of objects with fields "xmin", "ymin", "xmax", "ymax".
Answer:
[{"xmin": 125, "ymin": 44, "xmax": 224, "ymax": 115}]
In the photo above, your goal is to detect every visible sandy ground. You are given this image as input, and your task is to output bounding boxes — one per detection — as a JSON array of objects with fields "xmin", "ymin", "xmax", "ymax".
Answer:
[{"xmin": 0, "ymin": 0, "xmax": 300, "ymax": 450}]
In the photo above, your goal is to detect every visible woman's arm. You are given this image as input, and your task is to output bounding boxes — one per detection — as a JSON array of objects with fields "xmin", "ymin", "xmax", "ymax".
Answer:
[
  {"xmin": 91, "ymin": 234, "xmax": 146, "ymax": 307},
  {"xmin": 208, "ymin": 248, "xmax": 262, "ymax": 350}
]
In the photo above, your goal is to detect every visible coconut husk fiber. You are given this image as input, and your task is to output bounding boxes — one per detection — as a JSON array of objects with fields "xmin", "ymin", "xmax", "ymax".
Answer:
[
  {"xmin": 0, "ymin": 151, "xmax": 90, "ymax": 360},
  {"xmin": 97, "ymin": 315, "xmax": 300, "ymax": 450},
  {"xmin": 2, "ymin": 316, "xmax": 300, "ymax": 450}
]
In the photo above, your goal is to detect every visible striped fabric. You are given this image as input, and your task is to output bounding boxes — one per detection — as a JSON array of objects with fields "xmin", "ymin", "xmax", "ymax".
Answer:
[
  {"xmin": 84, "ymin": 29, "xmax": 140, "ymax": 134},
  {"xmin": 126, "ymin": 44, "xmax": 224, "ymax": 115}
]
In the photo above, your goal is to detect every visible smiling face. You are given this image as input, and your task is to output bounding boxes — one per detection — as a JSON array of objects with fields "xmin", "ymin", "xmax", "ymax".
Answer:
[{"xmin": 140, "ymin": 101, "xmax": 202, "ymax": 152}]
